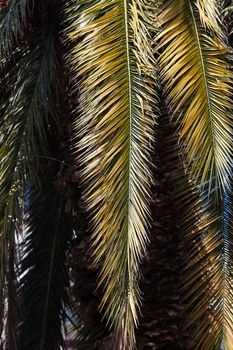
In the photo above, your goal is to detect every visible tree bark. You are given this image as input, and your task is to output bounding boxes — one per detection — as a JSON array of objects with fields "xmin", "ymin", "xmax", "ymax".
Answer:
[{"xmin": 136, "ymin": 116, "xmax": 194, "ymax": 350}]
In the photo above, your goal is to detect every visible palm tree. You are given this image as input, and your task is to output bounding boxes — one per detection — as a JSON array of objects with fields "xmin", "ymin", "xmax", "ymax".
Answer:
[{"xmin": 0, "ymin": 0, "xmax": 233, "ymax": 349}]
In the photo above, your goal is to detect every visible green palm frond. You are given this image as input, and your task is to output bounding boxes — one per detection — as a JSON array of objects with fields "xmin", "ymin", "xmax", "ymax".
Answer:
[
  {"xmin": 65, "ymin": 0, "xmax": 157, "ymax": 347},
  {"xmin": 158, "ymin": 0, "xmax": 233, "ymax": 194},
  {"xmin": 0, "ymin": 43, "xmax": 27, "ymax": 330},
  {"xmin": 0, "ymin": 0, "xmax": 30, "ymax": 52},
  {"xmin": 20, "ymin": 176, "xmax": 72, "ymax": 350},
  {"xmin": 0, "ymin": 22, "xmax": 60, "ymax": 345},
  {"xmin": 0, "ymin": 40, "xmax": 26, "ymax": 347}
]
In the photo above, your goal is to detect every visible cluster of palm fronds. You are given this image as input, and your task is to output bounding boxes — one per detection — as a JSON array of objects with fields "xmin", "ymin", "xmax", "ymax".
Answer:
[{"xmin": 0, "ymin": 0, "xmax": 233, "ymax": 349}]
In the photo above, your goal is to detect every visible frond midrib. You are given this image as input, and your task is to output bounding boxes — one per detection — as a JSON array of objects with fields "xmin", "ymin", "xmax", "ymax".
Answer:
[{"xmin": 122, "ymin": 0, "xmax": 133, "ymax": 280}]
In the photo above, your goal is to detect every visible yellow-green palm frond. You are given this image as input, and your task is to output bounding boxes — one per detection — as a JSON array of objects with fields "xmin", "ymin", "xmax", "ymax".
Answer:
[
  {"xmin": 65, "ymin": 0, "xmax": 157, "ymax": 348},
  {"xmin": 163, "ymin": 136, "xmax": 229, "ymax": 350},
  {"xmin": 183, "ymin": 188, "xmax": 233, "ymax": 350},
  {"xmin": 183, "ymin": 193, "xmax": 221, "ymax": 349},
  {"xmin": 157, "ymin": 5, "xmax": 233, "ymax": 345},
  {"xmin": 158, "ymin": 0, "xmax": 233, "ymax": 194}
]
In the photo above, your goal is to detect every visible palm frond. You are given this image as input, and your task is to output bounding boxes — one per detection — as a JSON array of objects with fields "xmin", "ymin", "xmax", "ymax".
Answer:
[
  {"xmin": 65, "ymin": 0, "xmax": 157, "ymax": 348},
  {"xmin": 182, "ymin": 186, "xmax": 233, "ymax": 350},
  {"xmin": 159, "ymin": 109, "xmax": 233, "ymax": 349},
  {"xmin": 158, "ymin": 3, "xmax": 233, "ymax": 346},
  {"xmin": 158, "ymin": 0, "xmax": 233, "ymax": 194},
  {"xmin": 19, "ymin": 176, "xmax": 72, "ymax": 350},
  {"xmin": 0, "ymin": 21, "xmax": 60, "ymax": 345},
  {"xmin": 0, "ymin": 0, "xmax": 30, "ymax": 53},
  {"xmin": 183, "ymin": 189, "xmax": 221, "ymax": 349},
  {"xmin": 155, "ymin": 98, "xmax": 212, "ymax": 349}
]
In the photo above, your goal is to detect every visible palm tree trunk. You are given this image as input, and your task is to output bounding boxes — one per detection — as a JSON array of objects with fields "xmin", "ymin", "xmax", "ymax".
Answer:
[{"xmin": 136, "ymin": 115, "xmax": 194, "ymax": 350}]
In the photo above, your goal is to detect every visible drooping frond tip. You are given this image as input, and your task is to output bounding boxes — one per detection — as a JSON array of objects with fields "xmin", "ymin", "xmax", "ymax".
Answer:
[{"xmin": 65, "ymin": 0, "xmax": 157, "ymax": 348}]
